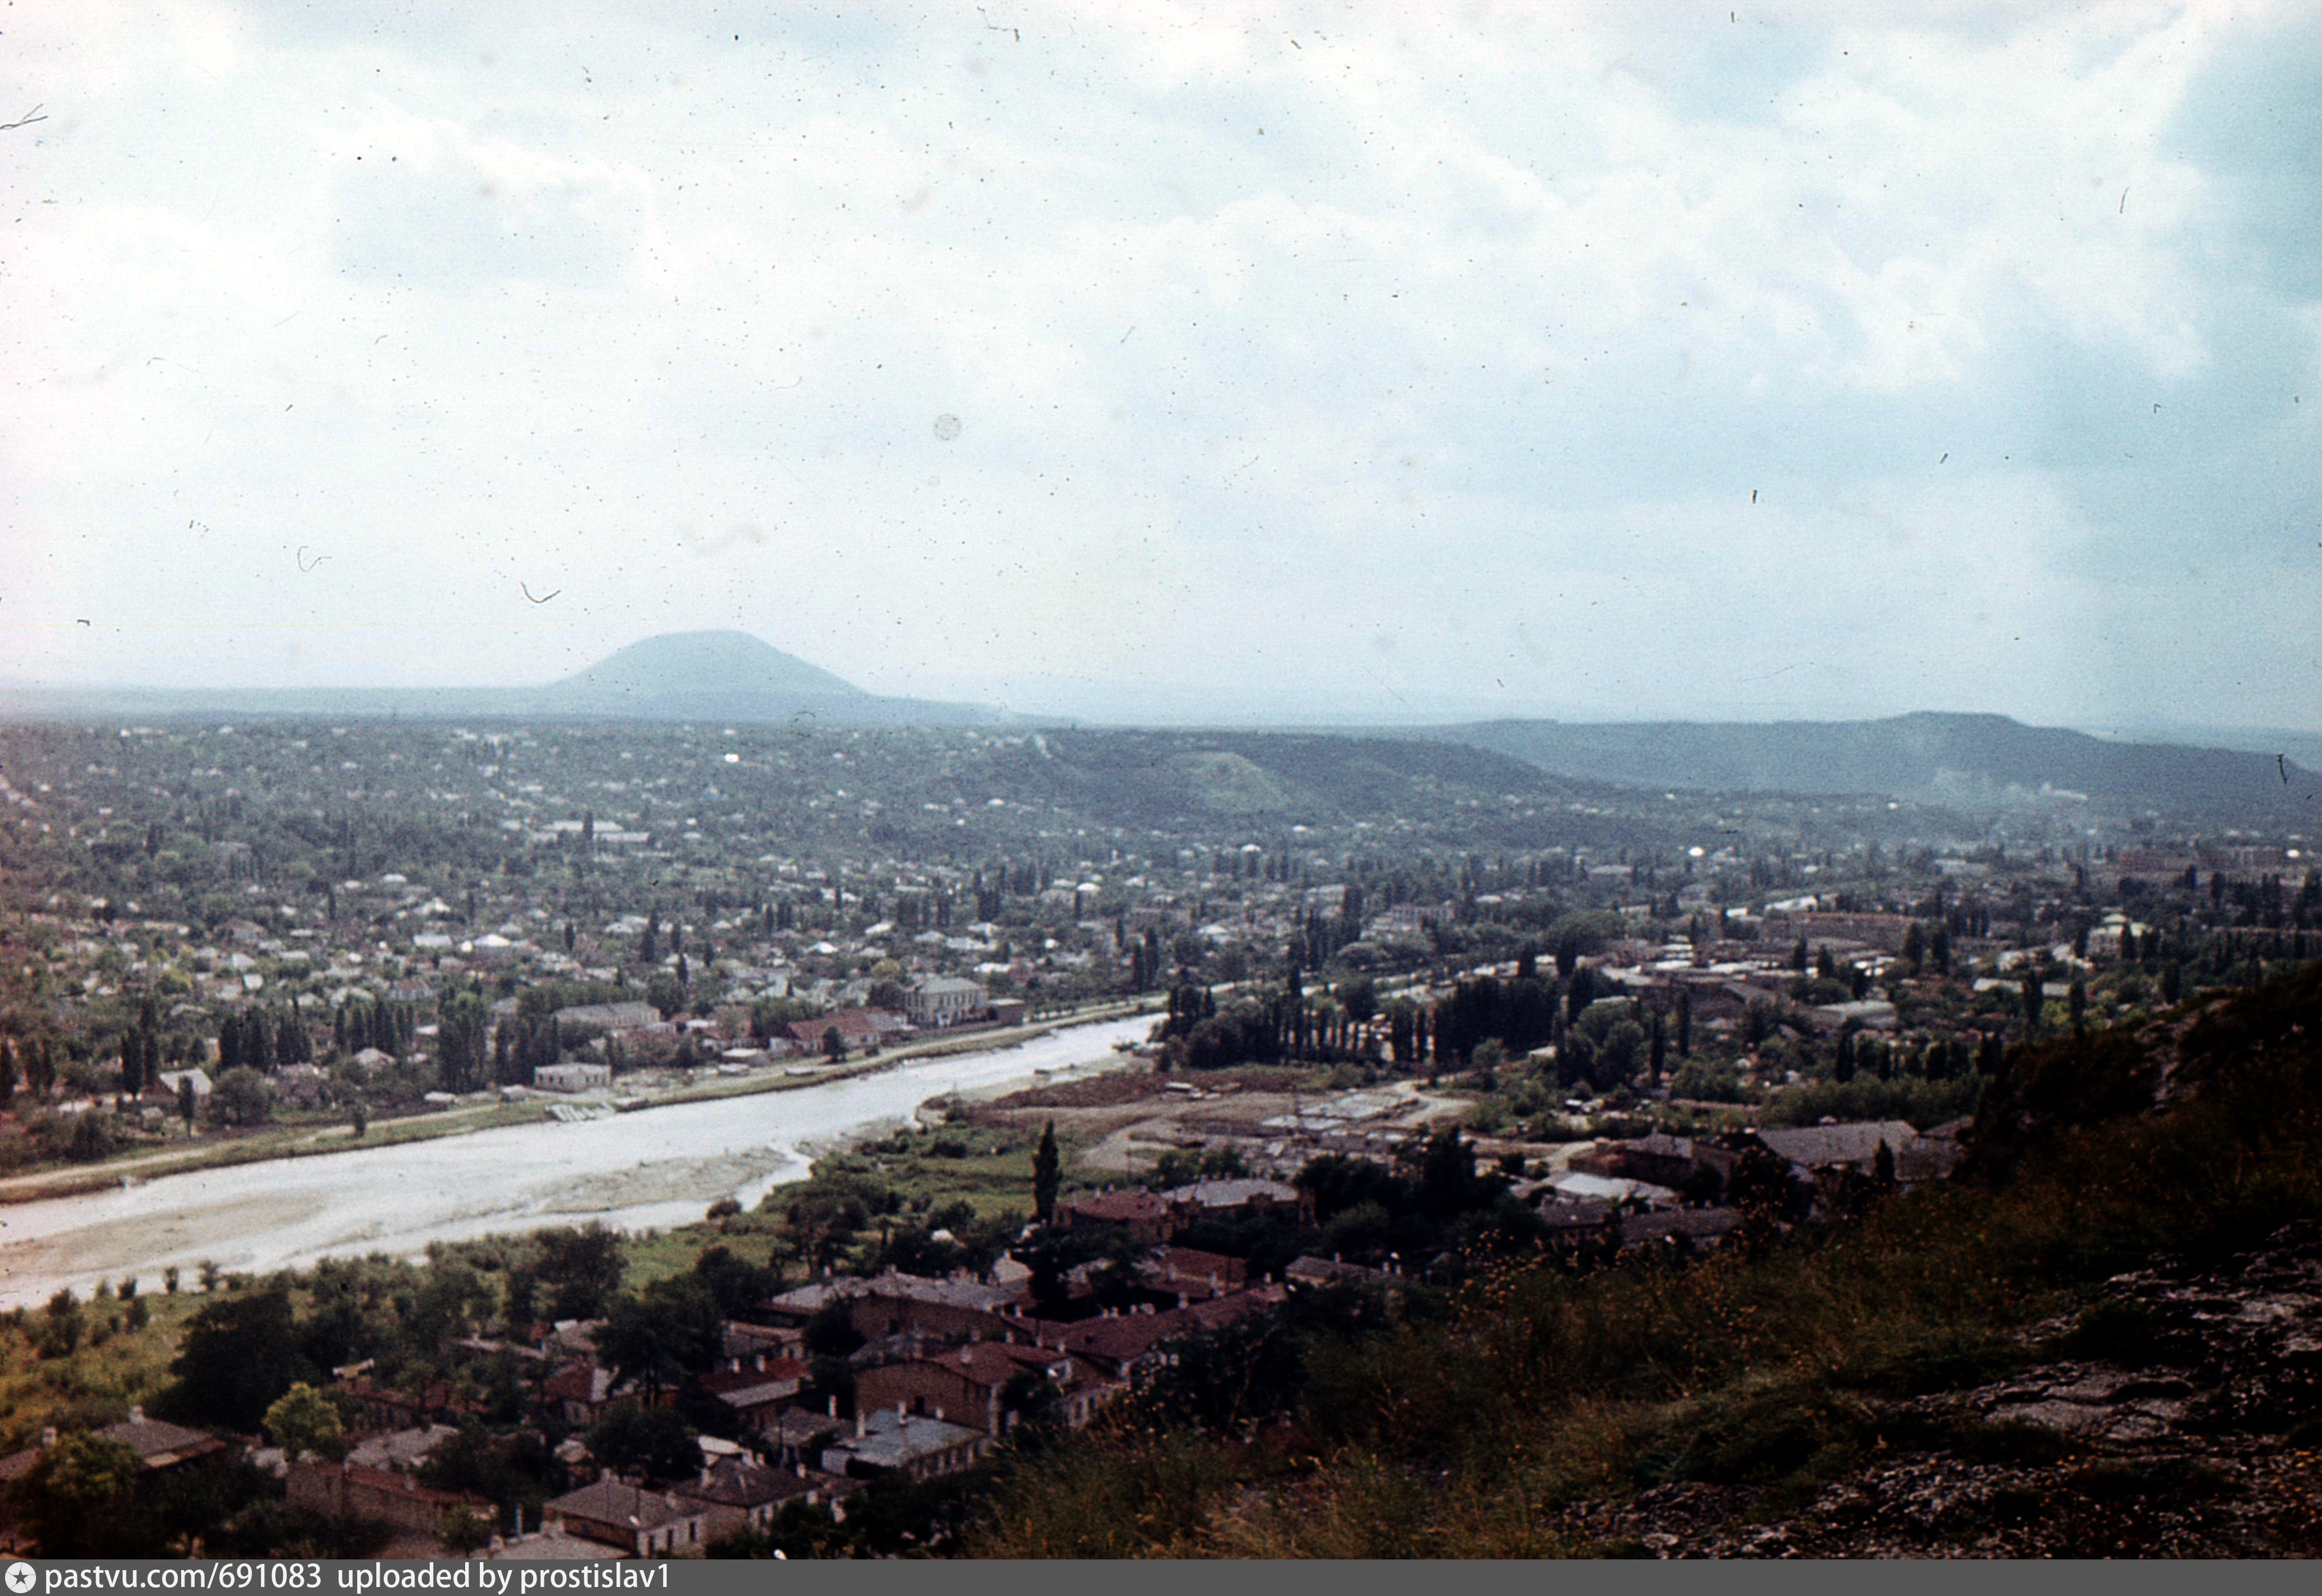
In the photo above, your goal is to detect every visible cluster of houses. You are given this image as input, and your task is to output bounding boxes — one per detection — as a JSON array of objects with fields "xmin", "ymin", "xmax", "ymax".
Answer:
[
  {"xmin": 268, "ymin": 1390, "xmax": 854, "ymax": 1562},
  {"xmin": 524, "ymin": 982, "xmax": 1025, "ymax": 1094},
  {"xmin": 229, "ymin": 1178, "xmax": 1333, "ymax": 1559},
  {"xmin": 0, "ymin": 1119, "xmax": 1968, "ymax": 1561},
  {"xmin": 1504, "ymin": 1117, "xmax": 1968, "ymax": 1252}
]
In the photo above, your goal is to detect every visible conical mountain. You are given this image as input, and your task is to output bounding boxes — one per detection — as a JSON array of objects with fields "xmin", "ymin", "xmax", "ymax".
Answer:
[
  {"xmin": 521, "ymin": 630, "xmax": 996, "ymax": 724},
  {"xmin": 534, "ymin": 630, "xmax": 867, "ymax": 712},
  {"xmin": 0, "ymin": 630, "xmax": 1000, "ymax": 724}
]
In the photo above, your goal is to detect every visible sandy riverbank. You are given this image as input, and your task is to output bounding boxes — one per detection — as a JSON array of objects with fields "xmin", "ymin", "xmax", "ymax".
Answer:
[
  {"xmin": 0, "ymin": 1000, "xmax": 1159, "ymax": 1207},
  {"xmin": 0, "ymin": 1010, "xmax": 1159, "ymax": 1306}
]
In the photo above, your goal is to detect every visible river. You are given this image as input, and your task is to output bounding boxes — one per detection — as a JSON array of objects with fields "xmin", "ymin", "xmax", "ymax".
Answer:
[{"xmin": 0, "ymin": 1014, "xmax": 1155, "ymax": 1308}]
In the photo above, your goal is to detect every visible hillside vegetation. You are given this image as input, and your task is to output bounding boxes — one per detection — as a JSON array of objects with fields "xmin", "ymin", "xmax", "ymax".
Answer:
[
  {"xmin": 1431, "ymin": 711, "xmax": 2314, "ymax": 822},
  {"xmin": 969, "ymin": 963, "xmax": 2322, "ymax": 1557}
]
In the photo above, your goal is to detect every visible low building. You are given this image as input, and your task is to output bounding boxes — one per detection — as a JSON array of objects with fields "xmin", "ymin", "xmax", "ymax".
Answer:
[
  {"xmin": 1142, "ymin": 1246, "xmax": 1247, "ymax": 1302},
  {"xmin": 552, "ymin": 1002, "xmax": 662, "ymax": 1035},
  {"xmin": 1282, "ymin": 1255, "xmax": 1398, "ymax": 1291},
  {"xmin": 760, "ymin": 1271, "xmax": 1025, "ymax": 1342},
  {"xmin": 692, "ymin": 1357, "xmax": 809, "ymax": 1435},
  {"xmin": 1755, "ymin": 1120, "xmax": 1922, "ymax": 1174},
  {"xmin": 1789, "ymin": 912, "xmax": 1919, "ymax": 954},
  {"xmin": 671, "ymin": 1455, "xmax": 825, "ymax": 1541},
  {"xmin": 722, "ymin": 1321, "xmax": 805, "ymax": 1363},
  {"xmin": 483, "ymin": 1526, "xmax": 628, "ymax": 1562},
  {"xmin": 1806, "ymin": 999, "xmax": 1900, "ymax": 1034},
  {"xmin": 1158, "ymin": 1178, "xmax": 1313, "ymax": 1229},
  {"xmin": 1535, "ymin": 1196, "xmax": 1619, "ymax": 1246},
  {"xmin": 345, "ymin": 1424, "xmax": 459, "ymax": 1475},
  {"xmin": 286, "ymin": 1460, "xmax": 492, "ymax": 1539},
  {"xmin": 1579, "ymin": 1132, "xmax": 1736, "ymax": 1188},
  {"xmin": 818, "ymin": 1408, "xmax": 989, "ymax": 1482},
  {"xmin": 336, "ymin": 1377, "xmax": 482, "ymax": 1432},
  {"xmin": 100, "ymin": 1408, "xmax": 229, "ymax": 1471},
  {"xmin": 1616, "ymin": 1207, "xmax": 1747, "ymax": 1252},
  {"xmin": 1016, "ymin": 1284, "xmax": 1289, "ymax": 1383},
  {"xmin": 546, "ymin": 1476, "xmax": 710, "ymax": 1558},
  {"xmin": 533, "ymin": 1060, "xmax": 613, "ymax": 1093},
  {"xmin": 854, "ymin": 1342, "xmax": 1110, "ymax": 1435},
  {"xmin": 543, "ymin": 1363, "xmax": 623, "ymax": 1427},
  {"xmin": 1053, "ymin": 1189, "xmax": 1172, "ymax": 1241},
  {"xmin": 1545, "ymin": 1171, "xmax": 1677, "ymax": 1208},
  {"xmin": 757, "ymin": 1406, "xmax": 843, "ymax": 1467},
  {"xmin": 0, "ymin": 1409, "xmax": 232, "ymax": 1548}
]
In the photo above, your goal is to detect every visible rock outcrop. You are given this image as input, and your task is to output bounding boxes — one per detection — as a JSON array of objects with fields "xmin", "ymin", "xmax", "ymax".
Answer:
[{"xmin": 1563, "ymin": 1221, "xmax": 2322, "ymax": 1557}]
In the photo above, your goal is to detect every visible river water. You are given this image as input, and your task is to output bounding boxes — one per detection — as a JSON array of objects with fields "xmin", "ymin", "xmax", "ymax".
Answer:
[{"xmin": 0, "ymin": 1015, "xmax": 1154, "ymax": 1308}]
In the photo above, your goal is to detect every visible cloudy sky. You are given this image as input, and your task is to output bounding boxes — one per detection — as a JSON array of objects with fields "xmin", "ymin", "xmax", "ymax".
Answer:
[{"xmin": 3, "ymin": 0, "xmax": 2318, "ymax": 729}]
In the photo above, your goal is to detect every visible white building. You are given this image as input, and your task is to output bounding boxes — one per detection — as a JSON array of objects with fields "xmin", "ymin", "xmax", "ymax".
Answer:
[
  {"xmin": 903, "ymin": 976, "xmax": 986, "ymax": 1029},
  {"xmin": 533, "ymin": 1061, "xmax": 612, "ymax": 1093}
]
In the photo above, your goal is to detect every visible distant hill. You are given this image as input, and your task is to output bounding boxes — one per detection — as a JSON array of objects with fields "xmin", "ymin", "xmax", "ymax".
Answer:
[
  {"xmin": 536, "ymin": 630, "xmax": 867, "ymax": 712},
  {"xmin": 0, "ymin": 630, "xmax": 1002, "ymax": 727},
  {"xmin": 1419, "ymin": 711, "xmax": 2316, "ymax": 819},
  {"xmin": 1010, "ymin": 730, "xmax": 1616, "ymax": 832}
]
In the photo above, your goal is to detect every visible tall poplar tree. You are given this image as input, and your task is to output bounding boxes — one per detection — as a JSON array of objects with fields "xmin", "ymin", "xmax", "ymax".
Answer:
[{"xmin": 1032, "ymin": 1121, "xmax": 1061, "ymax": 1223}]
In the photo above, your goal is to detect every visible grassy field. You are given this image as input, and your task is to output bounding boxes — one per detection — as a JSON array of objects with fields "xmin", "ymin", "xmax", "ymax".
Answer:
[{"xmin": 615, "ymin": 1117, "xmax": 1078, "ymax": 1290}]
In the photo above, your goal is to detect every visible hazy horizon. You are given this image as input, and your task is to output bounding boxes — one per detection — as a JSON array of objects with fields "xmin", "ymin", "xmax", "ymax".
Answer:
[
  {"xmin": 6, "ymin": 3, "xmax": 2319, "ymax": 731},
  {"xmin": 11, "ymin": 626, "xmax": 2322, "ymax": 759}
]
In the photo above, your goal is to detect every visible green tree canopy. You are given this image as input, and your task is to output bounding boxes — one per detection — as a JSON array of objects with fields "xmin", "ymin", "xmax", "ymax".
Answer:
[
  {"xmin": 205, "ymin": 1065, "xmax": 273, "ymax": 1128},
  {"xmin": 262, "ymin": 1381, "xmax": 345, "ymax": 1462},
  {"xmin": 584, "ymin": 1401, "xmax": 698, "ymax": 1484},
  {"xmin": 8, "ymin": 1433, "xmax": 156, "ymax": 1556},
  {"xmin": 597, "ymin": 1277, "xmax": 722, "ymax": 1399},
  {"xmin": 532, "ymin": 1223, "xmax": 626, "ymax": 1320},
  {"xmin": 157, "ymin": 1288, "xmax": 313, "ymax": 1431}
]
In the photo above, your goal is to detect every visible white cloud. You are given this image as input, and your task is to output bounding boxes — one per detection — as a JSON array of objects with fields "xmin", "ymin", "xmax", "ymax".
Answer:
[{"xmin": 0, "ymin": 0, "xmax": 2314, "ymax": 728}]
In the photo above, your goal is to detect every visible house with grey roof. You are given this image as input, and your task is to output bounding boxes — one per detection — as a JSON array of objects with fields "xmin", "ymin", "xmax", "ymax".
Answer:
[
  {"xmin": 903, "ymin": 976, "xmax": 987, "ymax": 1028},
  {"xmin": 818, "ymin": 1407, "xmax": 989, "ymax": 1482},
  {"xmin": 1754, "ymin": 1120, "xmax": 1922, "ymax": 1173}
]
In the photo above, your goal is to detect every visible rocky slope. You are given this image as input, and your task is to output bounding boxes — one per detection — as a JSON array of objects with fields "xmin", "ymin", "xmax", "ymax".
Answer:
[{"xmin": 1564, "ymin": 1221, "xmax": 2322, "ymax": 1557}]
